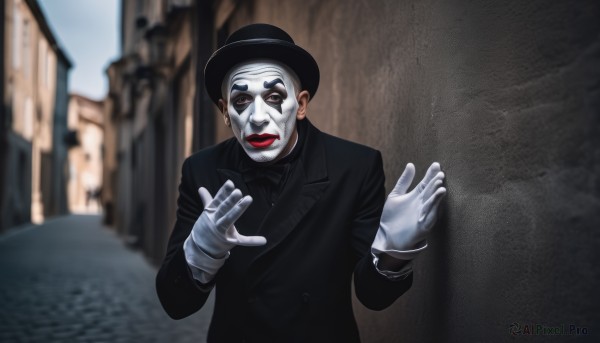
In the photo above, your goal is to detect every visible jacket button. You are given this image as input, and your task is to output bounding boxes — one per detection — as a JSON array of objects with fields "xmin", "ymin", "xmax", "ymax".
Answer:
[{"xmin": 301, "ymin": 292, "xmax": 310, "ymax": 304}]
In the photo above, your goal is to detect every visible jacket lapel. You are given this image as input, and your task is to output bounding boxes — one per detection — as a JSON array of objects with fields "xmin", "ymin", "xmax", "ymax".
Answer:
[
  {"xmin": 213, "ymin": 120, "xmax": 330, "ymax": 283},
  {"xmin": 216, "ymin": 168, "xmax": 250, "ymax": 196}
]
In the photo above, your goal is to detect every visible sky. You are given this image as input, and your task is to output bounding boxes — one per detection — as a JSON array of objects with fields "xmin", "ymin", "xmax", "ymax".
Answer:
[{"xmin": 38, "ymin": 0, "xmax": 120, "ymax": 101}]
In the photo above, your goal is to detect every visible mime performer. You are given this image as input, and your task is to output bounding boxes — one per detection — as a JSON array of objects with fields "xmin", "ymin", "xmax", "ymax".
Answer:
[{"xmin": 156, "ymin": 23, "xmax": 447, "ymax": 343}]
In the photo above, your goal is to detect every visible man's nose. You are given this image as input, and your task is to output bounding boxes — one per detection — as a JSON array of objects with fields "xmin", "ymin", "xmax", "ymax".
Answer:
[{"xmin": 249, "ymin": 97, "xmax": 270, "ymax": 125}]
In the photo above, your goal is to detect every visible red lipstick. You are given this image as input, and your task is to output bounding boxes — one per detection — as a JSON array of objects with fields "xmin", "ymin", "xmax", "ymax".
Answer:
[{"xmin": 245, "ymin": 133, "xmax": 280, "ymax": 148}]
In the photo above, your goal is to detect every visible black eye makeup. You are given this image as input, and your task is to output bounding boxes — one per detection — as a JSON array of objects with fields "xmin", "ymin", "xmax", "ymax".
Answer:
[
  {"xmin": 232, "ymin": 94, "xmax": 252, "ymax": 113},
  {"xmin": 265, "ymin": 92, "xmax": 283, "ymax": 104},
  {"xmin": 263, "ymin": 79, "xmax": 287, "ymax": 113},
  {"xmin": 264, "ymin": 92, "xmax": 284, "ymax": 113},
  {"xmin": 229, "ymin": 78, "xmax": 288, "ymax": 114}
]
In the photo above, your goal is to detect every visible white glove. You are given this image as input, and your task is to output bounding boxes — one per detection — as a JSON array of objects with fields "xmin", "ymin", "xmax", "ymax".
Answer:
[
  {"xmin": 372, "ymin": 162, "xmax": 446, "ymax": 260},
  {"xmin": 184, "ymin": 180, "xmax": 266, "ymax": 283}
]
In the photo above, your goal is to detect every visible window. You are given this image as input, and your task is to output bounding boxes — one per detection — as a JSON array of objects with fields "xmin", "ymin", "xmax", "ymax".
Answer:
[
  {"xmin": 12, "ymin": 3, "xmax": 21, "ymax": 69},
  {"xmin": 23, "ymin": 19, "xmax": 30, "ymax": 78},
  {"xmin": 18, "ymin": 150, "xmax": 27, "ymax": 196},
  {"xmin": 24, "ymin": 97, "xmax": 33, "ymax": 139},
  {"xmin": 136, "ymin": 0, "xmax": 145, "ymax": 15}
]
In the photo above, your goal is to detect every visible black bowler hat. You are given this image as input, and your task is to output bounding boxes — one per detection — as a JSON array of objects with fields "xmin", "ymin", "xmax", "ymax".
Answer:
[{"xmin": 204, "ymin": 23, "xmax": 320, "ymax": 105}]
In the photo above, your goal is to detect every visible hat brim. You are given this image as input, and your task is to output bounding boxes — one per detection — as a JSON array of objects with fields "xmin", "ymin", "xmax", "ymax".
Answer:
[{"xmin": 204, "ymin": 39, "xmax": 320, "ymax": 105}]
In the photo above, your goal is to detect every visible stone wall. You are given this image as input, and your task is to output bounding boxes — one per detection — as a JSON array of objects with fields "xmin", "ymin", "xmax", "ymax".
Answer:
[{"xmin": 220, "ymin": 0, "xmax": 600, "ymax": 341}]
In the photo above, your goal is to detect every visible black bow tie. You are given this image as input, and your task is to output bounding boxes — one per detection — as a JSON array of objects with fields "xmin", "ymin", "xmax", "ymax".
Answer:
[{"xmin": 241, "ymin": 163, "xmax": 289, "ymax": 188}]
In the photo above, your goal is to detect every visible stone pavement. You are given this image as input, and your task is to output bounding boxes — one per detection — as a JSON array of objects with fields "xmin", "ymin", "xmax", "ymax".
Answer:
[{"xmin": 0, "ymin": 215, "xmax": 214, "ymax": 343}]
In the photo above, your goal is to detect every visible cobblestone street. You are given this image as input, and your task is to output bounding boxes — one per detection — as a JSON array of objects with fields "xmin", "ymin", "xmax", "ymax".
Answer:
[{"xmin": 0, "ymin": 215, "xmax": 214, "ymax": 343}]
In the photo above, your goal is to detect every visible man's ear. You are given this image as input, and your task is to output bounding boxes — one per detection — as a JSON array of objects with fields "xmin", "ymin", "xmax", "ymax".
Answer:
[
  {"xmin": 296, "ymin": 91, "xmax": 310, "ymax": 120},
  {"xmin": 218, "ymin": 99, "xmax": 231, "ymax": 127},
  {"xmin": 217, "ymin": 99, "xmax": 227, "ymax": 114}
]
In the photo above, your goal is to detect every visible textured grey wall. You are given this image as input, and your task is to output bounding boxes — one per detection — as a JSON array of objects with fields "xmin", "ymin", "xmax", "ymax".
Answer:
[{"xmin": 224, "ymin": 0, "xmax": 600, "ymax": 341}]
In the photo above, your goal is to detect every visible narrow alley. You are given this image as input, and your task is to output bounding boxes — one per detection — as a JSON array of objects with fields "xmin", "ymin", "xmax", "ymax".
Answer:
[
  {"xmin": 0, "ymin": 215, "xmax": 213, "ymax": 343},
  {"xmin": 1, "ymin": 1, "xmax": 598, "ymax": 341}
]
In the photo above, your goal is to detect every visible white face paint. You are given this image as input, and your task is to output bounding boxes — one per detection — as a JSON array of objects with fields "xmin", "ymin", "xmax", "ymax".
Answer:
[{"xmin": 223, "ymin": 60, "xmax": 300, "ymax": 163}]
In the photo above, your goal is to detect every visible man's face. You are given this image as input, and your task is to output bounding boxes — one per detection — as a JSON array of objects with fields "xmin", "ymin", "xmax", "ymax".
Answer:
[{"xmin": 223, "ymin": 60, "xmax": 300, "ymax": 163}]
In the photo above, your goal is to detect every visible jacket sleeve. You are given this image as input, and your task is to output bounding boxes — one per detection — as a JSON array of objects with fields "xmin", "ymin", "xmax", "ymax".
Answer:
[
  {"xmin": 352, "ymin": 151, "xmax": 413, "ymax": 311},
  {"xmin": 155, "ymin": 157, "xmax": 213, "ymax": 319}
]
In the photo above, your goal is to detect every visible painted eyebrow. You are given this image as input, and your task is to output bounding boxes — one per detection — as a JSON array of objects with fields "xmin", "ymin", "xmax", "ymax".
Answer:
[
  {"xmin": 263, "ymin": 78, "xmax": 284, "ymax": 89},
  {"xmin": 231, "ymin": 83, "xmax": 248, "ymax": 92}
]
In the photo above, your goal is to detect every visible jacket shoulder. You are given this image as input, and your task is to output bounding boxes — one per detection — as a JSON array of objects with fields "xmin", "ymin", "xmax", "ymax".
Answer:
[
  {"xmin": 184, "ymin": 138, "xmax": 237, "ymax": 167},
  {"xmin": 319, "ymin": 131, "xmax": 382, "ymax": 164}
]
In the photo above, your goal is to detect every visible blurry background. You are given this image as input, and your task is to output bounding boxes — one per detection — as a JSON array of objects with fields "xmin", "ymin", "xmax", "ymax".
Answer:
[{"xmin": 0, "ymin": 0, "xmax": 598, "ymax": 342}]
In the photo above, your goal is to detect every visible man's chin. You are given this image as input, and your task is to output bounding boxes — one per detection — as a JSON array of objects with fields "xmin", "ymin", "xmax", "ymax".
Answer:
[{"xmin": 243, "ymin": 147, "xmax": 282, "ymax": 163}]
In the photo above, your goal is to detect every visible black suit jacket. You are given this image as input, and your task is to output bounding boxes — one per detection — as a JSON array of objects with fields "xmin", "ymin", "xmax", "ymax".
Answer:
[{"xmin": 156, "ymin": 119, "xmax": 412, "ymax": 342}]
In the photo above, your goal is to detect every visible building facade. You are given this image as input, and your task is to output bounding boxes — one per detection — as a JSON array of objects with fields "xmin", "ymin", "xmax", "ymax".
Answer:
[
  {"xmin": 0, "ymin": 0, "xmax": 71, "ymax": 232},
  {"xmin": 104, "ymin": 0, "xmax": 599, "ymax": 341},
  {"xmin": 66, "ymin": 94, "xmax": 104, "ymax": 213},
  {"xmin": 48, "ymin": 48, "xmax": 71, "ymax": 216},
  {"xmin": 104, "ymin": 0, "xmax": 206, "ymax": 264}
]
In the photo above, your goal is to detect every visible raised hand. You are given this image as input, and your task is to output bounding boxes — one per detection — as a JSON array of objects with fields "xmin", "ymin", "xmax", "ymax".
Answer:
[
  {"xmin": 372, "ymin": 162, "xmax": 446, "ymax": 260},
  {"xmin": 190, "ymin": 180, "xmax": 266, "ymax": 259}
]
